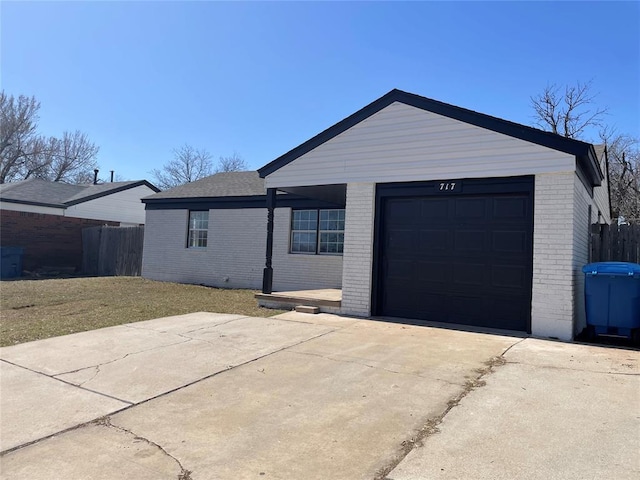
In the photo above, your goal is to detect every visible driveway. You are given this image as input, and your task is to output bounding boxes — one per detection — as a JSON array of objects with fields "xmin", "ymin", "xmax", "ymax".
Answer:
[{"xmin": 0, "ymin": 311, "xmax": 638, "ymax": 479}]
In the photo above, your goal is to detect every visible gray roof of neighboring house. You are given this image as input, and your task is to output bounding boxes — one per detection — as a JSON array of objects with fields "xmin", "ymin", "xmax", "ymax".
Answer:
[
  {"xmin": 144, "ymin": 171, "xmax": 266, "ymax": 200},
  {"xmin": 0, "ymin": 178, "xmax": 159, "ymax": 208}
]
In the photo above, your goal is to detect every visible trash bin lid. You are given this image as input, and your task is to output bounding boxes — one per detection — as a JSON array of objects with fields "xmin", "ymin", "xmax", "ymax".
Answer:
[{"xmin": 582, "ymin": 262, "xmax": 640, "ymax": 276}]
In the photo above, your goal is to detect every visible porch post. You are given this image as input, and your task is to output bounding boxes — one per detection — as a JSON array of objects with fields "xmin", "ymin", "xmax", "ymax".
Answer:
[{"xmin": 262, "ymin": 187, "xmax": 276, "ymax": 293}]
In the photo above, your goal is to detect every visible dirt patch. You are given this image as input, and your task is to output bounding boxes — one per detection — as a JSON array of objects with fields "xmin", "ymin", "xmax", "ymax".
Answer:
[{"xmin": 0, "ymin": 277, "xmax": 285, "ymax": 346}]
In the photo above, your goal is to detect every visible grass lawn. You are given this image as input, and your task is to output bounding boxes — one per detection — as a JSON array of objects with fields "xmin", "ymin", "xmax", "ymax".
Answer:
[{"xmin": 0, "ymin": 277, "xmax": 285, "ymax": 347}]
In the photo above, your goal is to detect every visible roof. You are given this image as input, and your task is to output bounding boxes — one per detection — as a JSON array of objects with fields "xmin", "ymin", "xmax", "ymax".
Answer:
[
  {"xmin": 143, "ymin": 171, "xmax": 266, "ymax": 200},
  {"xmin": 142, "ymin": 171, "xmax": 348, "ymax": 210},
  {"xmin": 258, "ymin": 89, "xmax": 603, "ymax": 187},
  {"xmin": 0, "ymin": 178, "xmax": 159, "ymax": 209}
]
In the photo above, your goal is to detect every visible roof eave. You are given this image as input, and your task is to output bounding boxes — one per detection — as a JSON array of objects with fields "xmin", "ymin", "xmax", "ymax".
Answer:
[
  {"xmin": 0, "ymin": 197, "xmax": 66, "ymax": 209},
  {"xmin": 142, "ymin": 194, "xmax": 266, "ymax": 205}
]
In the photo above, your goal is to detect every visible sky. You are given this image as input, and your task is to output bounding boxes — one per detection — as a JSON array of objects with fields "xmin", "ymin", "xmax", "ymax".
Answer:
[{"xmin": 1, "ymin": 1, "xmax": 639, "ymax": 183}]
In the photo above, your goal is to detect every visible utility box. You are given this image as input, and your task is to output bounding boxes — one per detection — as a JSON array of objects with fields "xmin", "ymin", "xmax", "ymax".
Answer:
[
  {"xmin": 582, "ymin": 262, "xmax": 640, "ymax": 341},
  {"xmin": 0, "ymin": 246, "xmax": 24, "ymax": 279}
]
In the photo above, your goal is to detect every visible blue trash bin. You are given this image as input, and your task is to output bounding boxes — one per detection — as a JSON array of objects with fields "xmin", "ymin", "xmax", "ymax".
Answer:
[
  {"xmin": 0, "ymin": 246, "xmax": 24, "ymax": 279},
  {"xmin": 582, "ymin": 262, "xmax": 640, "ymax": 341}
]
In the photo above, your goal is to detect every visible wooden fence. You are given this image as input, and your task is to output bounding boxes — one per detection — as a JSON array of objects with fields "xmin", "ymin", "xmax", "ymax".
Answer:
[
  {"xmin": 82, "ymin": 226, "xmax": 144, "ymax": 276},
  {"xmin": 590, "ymin": 223, "xmax": 640, "ymax": 263}
]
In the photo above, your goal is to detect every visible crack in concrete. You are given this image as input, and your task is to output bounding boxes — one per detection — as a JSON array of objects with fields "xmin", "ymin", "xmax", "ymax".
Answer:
[
  {"xmin": 123, "ymin": 315, "xmax": 249, "ymax": 335},
  {"xmin": 53, "ymin": 337, "xmax": 194, "ymax": 377},
  {"xmin": 373, "ymin": 344, "xmax": 516, "ymax": 480},
  {"xmin": 0, "ymin": 358, "xmax": 132, "ymax": 406},
  {"xmin": 1, "ymin": 328, "xmax": 337, "ymax": 456},
  {"xmin": 95, "ymin": 416, "xmax": 192, "ymax": 480},
  {"xmin": 501, "ymin": 337, "xmax": 527, "ymax": 356},
  {"xmin": 77, "ymin": 365, "xmax": 101, "ymax": 387}
]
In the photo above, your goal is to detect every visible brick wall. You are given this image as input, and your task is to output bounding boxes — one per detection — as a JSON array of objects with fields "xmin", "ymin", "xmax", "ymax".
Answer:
[
  {"xmin": 0, "ymin": 209, "xmax": 118, "ymax": 272},
  {"xmin": 142, "ymin": 207, "xmax": 343, "ymax": 291},
  {"xmin": 531, "ymin": 172, "xmax": 576, "ymax": 340},
  {"xmin": 142, "ymin": 209, "xmax": 266, "ymax": 289},
  {"xmin": 341, "ymin": 182, "xmax": 376, "ymax": 316}
]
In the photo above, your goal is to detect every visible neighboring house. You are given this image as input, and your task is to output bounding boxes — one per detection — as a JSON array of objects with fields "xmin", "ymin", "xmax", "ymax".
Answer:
[
  {"xmin": 1, "ymin": 178, "xmax": 159, "ymax": 271},
  {"xmin": 142, "ymin": 89, "xmax": 611, "ymax": 341}
]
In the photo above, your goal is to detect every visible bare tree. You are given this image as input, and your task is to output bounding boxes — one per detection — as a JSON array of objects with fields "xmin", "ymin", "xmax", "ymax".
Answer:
[
  {"xmin": 48, "ymin": 130, "xmax": 99, "ymax": 182},
  {"xmin": 216, "ymin": 152, "xmax": 248, "ymax": 173},
  {"xmin": 151, "ymin": 144, "xmax": 214, "ymax": 189},
  {"xmin": 0, "ymin": 92, "xmax": 41, "ymax": 183},
  {"xmin": 530, "ymin": 82, "xmax": 640, "ymax": 222},
  {"xmin": 0, "ymin": 91, "xmax": 100, "ymax": 184},
  {"xmin": 530, "ymin": 80, "xmax": 608, "ymax": 139},
  {"xmin": 601, "ymin": 131, "xmax": 640, "ymax": 221}
]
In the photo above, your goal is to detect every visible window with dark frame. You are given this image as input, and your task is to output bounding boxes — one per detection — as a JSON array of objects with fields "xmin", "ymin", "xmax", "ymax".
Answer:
[
  {"xmin": 291, "ymin": 209, "xmax": 345, "ymax": 254},
  {"xmin": 187, "ymin": 211, "xmax": 209, "ymax": 248}
]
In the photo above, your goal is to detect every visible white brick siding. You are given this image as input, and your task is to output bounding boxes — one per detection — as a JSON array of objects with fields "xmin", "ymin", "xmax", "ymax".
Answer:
[
  {"xmin": 340, "ymin": 183, "xmax": 376, "ymax": 316},
  {"xmin": 531, "ymin": 172, "xmax": 576, "ymax": 340},
  {"xmin": 142, "ymin": 208, "xmax": 266, "ymax": 289},
  {"xmin": 142, "ymin": 206, "xmax": 343, "ymax": 292}
]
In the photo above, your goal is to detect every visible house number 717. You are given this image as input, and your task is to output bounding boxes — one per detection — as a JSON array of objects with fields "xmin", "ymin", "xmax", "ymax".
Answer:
[{"xmin": 439, "ymin": 182, "xmax": 456, "ymax": 191}]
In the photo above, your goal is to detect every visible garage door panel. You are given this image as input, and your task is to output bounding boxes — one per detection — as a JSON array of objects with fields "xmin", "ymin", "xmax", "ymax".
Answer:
[
  {"xmin": 378, "ymin": 180, "xmax": 533, "ymax": 332},
  {"xmin": 452, "ymin": 263, "xmax": 486, "ymax": 286},
  {"xmin": 420, "ymin": 199, "xmax": 449, "ymax": 219},
  {"xmin": 492, "ymin": 230, "xmax": 527, "ymax": 253},
  {"xmin": 419, "ymin": 229, "xmax": 449, "ymax": 251},
  {"xmin": 386, "ymin": 259, "xmax": 415, "ymax": 279},
  {"xmin": 491, "ymin": 265, "xmax": 526, "ymax": 289},
  {"xmin": 449, "ymin": 294, "xmax": 487, "ymax": 322},
  {"xmin": 386, "ymin": 228, "xmax": 414, "ymax": 252},
  {"xmin": 416, "ymin": 261, "xmax": 451, "ymax": 284},
  {"xmin": 454, "ymin": 230, "xmax": 486, "ymax": 252},
  {"xmin": 454, "ymin": 198, "xmax": 486, "ymax": 219},
  {"xmin": 492, "ymin": 197, "xmax": 528, "ymax": 219},
  {"xmin": 486, "ymin": 297, "xmax": 528, "ymax": 331},
  {"xmin": 386, "ymin": 198, "xmax": 419, "ymax": 220},
  {"xmin": 383, "ymin": 292, "xmax": 447, "ymax": 320}
]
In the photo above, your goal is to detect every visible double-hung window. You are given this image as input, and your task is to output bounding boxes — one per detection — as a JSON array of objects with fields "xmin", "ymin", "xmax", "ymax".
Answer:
[
  {"xmin": 291, "ymin": 209, "xmax": 345, "ymax": 254},
  {"xmin": 187, "ymin": 211, "xmax": 209, "ymax": 248}
]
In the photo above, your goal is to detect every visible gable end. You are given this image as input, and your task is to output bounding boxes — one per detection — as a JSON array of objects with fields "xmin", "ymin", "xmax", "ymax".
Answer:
[{"xmin": 258, "ymin": 89, "xmax": 603, "ymax": 187}]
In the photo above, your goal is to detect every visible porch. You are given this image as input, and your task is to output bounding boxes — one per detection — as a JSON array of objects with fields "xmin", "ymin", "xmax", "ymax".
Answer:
[{"xmin": 256, "ymin": 288, "xmax": 342, "ymax": 314}]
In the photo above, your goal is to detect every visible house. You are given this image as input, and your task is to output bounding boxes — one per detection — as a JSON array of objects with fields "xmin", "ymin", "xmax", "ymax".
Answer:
[
  {"xmin": 142, "ymin": 89, "xmax": 611, "ymax": 341},
  {"xmin": 0, "ymin": 178, "xmax": 159, "ymax": 272}
]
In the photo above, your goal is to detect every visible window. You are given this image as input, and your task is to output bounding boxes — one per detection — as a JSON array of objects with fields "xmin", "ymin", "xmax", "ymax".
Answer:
[
  {"xmin": 187, "ymin": 211, "xmax": 208, "ymax": 248},
  {"xmin": 291, "ymin": 209, "xmax": 345, "ymax": 254}
]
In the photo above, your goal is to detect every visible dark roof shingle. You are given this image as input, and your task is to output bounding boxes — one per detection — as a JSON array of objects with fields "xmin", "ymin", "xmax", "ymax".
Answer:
[
  {"xmin": 144, "ymin": 171, "xmax": 265, "ymax": 200},
  {"xmin": 0, "ymin": 178, "xmax": 159, "ymax": 208}
]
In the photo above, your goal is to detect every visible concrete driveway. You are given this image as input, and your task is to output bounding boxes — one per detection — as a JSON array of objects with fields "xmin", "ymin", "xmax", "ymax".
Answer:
[{"xmin": 1, "ymin": 311, "xmax": 638, "ymax": 479}]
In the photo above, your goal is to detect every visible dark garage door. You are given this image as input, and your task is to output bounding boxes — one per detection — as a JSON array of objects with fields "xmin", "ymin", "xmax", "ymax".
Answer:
[{"xmin": 375, "ymin": 178, "xmax": 533, "ymax": 332}]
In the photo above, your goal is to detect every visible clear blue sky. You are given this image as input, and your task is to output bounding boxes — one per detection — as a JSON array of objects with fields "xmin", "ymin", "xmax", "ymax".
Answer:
[{"xmin": 2, "ymin": 1, "xmax": 639, "ymax": 182}]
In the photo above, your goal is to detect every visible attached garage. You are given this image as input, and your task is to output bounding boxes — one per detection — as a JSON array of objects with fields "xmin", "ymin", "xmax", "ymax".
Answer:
[
  {"xmin": 373, "ymin": 177, "xmax": 533, "ymax": 332},
  {"xmin": 141, "ymin": 89, "xmax": 610, "ymax": 340},
  {"xmin": 253, "ymin": 89, "xmax": 610, "ymax": 341}
]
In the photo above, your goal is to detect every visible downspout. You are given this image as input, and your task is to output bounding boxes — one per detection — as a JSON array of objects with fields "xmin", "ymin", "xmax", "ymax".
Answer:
[{"xmin": 262, "ymin": 188, "xmax": 276, "ymax": 294}]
